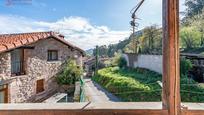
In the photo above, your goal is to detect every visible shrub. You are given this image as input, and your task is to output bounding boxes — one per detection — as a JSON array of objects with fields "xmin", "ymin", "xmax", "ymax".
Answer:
[
  {"xmin": 111, "ymin": 53, "xmax": 121, "ymax": 66},
  {"xmin": 180, "ymin": 76, "xmax": 204, "ymax": 102},
  {"xmin": 118, "ymin": 57, "xmax": 127, "ymax": 68},
  {"xmin": 56, "ymin": 59, "xmax": 83, "ymax": 85},
  {"xmin": 111, "ymin": 53, "xmax": 127, "ymax": 68},
  {"xmin": 180, "ymin": 58, "xmax": 193, "ymax": 76}
]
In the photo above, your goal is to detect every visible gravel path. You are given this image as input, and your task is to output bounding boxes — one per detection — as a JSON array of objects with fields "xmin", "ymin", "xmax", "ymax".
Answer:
[{"xmin": 84, "ymin": 79, "xmax": 120, "ymax": 102}]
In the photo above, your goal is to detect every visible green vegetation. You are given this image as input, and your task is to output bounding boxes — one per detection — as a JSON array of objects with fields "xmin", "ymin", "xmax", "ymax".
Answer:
[
  {"xmin": 180, "ymin": 27, "xmax": 202, "ymax": 49},
  {"xmin": 180, "ymin": 58, "xmax": 193, "ymax": 76},
  {"xmin": 125, "ymin": 25, "xmax": 162, "ymax": 54},
  {"xmin": 118, "ymin": 57, "xmax": 127, "ymax": 68},
  {"xmin": 93, "ymin": 67, "xmax": 204, "ymax": 102},
  {"xmin": 110, "ymin": 53, "xmax": 127, "ymax": 68},
  {"xmin": 92, "ymin": 38, "xmax": 131, "ymax": 57},
  {"xmin": 93, "ymin": 67, "xmax": 162, "ymax": 102},
  {"xmin": 183, "ymin": 0, "xmax": 204, "ymax": 23},
  {"xmin": 56, "ymin": 59, "xmax": 83, "ymax": 85},
  {"xmin": 180, "ymin": 77, "xmax": 204, "ymax": 102}
]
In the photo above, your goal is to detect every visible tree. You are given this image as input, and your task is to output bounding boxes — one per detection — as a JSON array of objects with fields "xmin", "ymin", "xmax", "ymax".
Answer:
[
  {"xmin": 126, "ymin": 35, "xmax": 139, "ymax": 53},
  {"xmin": 189, "ymin": 9, "xmax": 204, "ymax": 46},
  {"xmin": 92, "ymin": 37, "xmax": 130, "ymax": 57},
  {"xmin": 111, "ymin": 52, "xmax": 121, "ymax": 66},
  {"xmin": 139, "ymin": 25, "xmax": 162, "ymax": 54},
  {"xmin": 56, "ymin": 59, "xmax": 82, "ymax": 85},
  {"xmin": 185, "ymin": 0, "xmax": 204, "ymax": 18},
  {"xmin": 180, "ymin": 27, "xmax": 201, "ymax": 49},
  {"xmin": 93, "ymin": 45, "xmax": 108, "ymax": 57}
]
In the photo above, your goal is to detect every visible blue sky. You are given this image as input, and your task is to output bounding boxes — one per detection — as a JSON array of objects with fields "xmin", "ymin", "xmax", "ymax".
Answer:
[{"xmin": 0, "ymin": 0, "xmax": 186, "ymax": 49}]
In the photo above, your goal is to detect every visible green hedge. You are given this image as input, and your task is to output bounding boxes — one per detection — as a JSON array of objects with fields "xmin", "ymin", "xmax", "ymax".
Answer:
[
  {"xmin": 92, "ymin": 67, "xmax": 162, "ymax": 102},
  {"xmin": 92, "ymin": 67, "xmax": 204, "ymax": 102}
]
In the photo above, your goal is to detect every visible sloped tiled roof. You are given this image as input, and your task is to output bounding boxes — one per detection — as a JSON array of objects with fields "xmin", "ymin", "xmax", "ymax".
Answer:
[{"xmin": 0, "ymin": 31, "xmax": 85, "ymax": 54}]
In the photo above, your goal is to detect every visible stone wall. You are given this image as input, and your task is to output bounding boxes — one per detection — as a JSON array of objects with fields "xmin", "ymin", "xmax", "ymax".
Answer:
[
  {"xmin": 0, "ymin": 37, "xmax": 83, "ymax": 103},
  {"xmin": 0, "ymin": 52, "xmax": 11, "ymax": 80}
]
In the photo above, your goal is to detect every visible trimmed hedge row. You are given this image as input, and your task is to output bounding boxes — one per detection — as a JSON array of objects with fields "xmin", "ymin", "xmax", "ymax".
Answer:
[
  {"xmin": 92, "ymin": 67, "xmax": 162, "ymax": 102},
  {"xmin": 93, "ymin": 67, "xmax": 204, "ymax": 102}
]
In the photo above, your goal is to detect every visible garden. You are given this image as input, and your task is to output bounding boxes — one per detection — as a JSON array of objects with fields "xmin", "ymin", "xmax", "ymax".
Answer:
[{"xmin": 93, "ymin": 65, "xmax": 204, "ymax": 102}]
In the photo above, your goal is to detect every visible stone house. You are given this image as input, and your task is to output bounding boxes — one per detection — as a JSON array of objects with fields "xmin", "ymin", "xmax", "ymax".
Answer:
[
  {"xmin": 0, "ymin": 31, "xmax": 84, "ymax": 103},
  {"xmin": 83, "ymin": 57, "xmax": 109, "ymax": 77}
]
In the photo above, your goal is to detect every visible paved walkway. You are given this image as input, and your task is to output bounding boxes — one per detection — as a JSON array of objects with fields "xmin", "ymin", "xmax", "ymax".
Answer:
[{"xmin": 84, "ymin": 79, "xmax": 120, "ymax": 102}]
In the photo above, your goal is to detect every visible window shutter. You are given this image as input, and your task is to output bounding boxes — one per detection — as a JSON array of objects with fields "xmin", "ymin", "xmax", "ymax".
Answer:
[{"xmin": 36, "ymin": 79, "xmax": 44, "ymax": 93}]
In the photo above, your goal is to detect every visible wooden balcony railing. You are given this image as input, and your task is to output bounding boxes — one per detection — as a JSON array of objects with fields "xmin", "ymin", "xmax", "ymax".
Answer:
[{"xmin": 0, "ymin": 102, "xmax": 204, "ymax": 115}]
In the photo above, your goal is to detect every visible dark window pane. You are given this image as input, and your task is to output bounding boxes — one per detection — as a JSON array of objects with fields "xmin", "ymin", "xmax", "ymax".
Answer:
[{"xmin": 48, "ymin": 50, "xmax": 58, "ymax": 61}]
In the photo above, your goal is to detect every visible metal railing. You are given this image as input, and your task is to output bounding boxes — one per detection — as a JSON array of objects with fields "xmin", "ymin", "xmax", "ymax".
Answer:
[{"xmin": 79, "ymin": 77, "xmax": 85, "ymax": 102}]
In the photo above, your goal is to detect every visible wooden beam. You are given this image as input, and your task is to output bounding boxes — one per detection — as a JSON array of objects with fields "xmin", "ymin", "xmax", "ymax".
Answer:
[
  {"xmin": 162, "ymin": 0, "xmax": 180, "ymax": 115},
  {"xmin": 18, "ymin": 46, "xmax": 35, "ymax": 49},
  {"xmin": 182, "ymin": 110, "xmax": 204, "ymax": 115},
  {"xmin": 0, "ymin": 110, "xmax": 168, "ymax": 115}
]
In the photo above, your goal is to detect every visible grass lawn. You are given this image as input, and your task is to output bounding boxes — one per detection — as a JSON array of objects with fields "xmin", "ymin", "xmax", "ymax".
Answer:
[{"xmin": 92, "ymin": 67, "xmax": 204, "ymax": 102}]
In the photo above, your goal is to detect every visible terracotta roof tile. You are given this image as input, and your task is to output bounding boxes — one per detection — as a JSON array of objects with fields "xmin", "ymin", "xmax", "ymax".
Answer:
[
  {"xmin": 0, "ymin": 31, "xmax": 85, "ymax": 55},
  {"xmin": 0, "ymin": 45, "xmax": 7, "ymax": 52}
]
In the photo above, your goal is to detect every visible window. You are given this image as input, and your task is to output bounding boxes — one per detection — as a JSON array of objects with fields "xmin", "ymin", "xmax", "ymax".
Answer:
[
  {"xmin": 47, "ymin": 50, "xmax": 58, "ymax": 61},
  {"xmin": 11, "ymin": 49, "xmax": 25, "ymax": 76},
  {"xmin": 36, "ymin": 79, "xmax": 44, "ymax": 93}
]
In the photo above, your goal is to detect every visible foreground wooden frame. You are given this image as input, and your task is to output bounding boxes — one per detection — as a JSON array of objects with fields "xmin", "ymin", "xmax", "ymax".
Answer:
[
  {"xmin": 0, "ymin": 103, "xmax": 204, "ymax": 115},
  {"xmin": 0, "ymin": 109, "xmax": 203, "ymax": 115},
  {"xmin": 162, "ymin": 0, "xmax": 180, "ymax": 114},
  {"xmin": 0, "ymin": 110, "xmax": 168, "ymax": 115}
]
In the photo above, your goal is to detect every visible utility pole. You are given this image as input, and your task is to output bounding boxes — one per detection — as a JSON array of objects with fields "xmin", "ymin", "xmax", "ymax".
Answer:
[
  {"xmin": 95, "ymin": 45, "xmax": 99, "ymax": 76},
  {"xmin": 130, "ymin": 0, "xmax": 145, "ymax": 53}
]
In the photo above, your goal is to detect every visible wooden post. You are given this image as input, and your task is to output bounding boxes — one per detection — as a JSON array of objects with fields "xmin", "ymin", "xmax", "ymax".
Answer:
[{"xmin": 162, "ymin": 0, "xmax": 180, "ymax": 115}]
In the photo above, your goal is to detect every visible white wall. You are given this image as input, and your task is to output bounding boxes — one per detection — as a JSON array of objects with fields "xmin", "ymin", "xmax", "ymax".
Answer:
[
  {"xmin": 123, "ymin": 54, "xmax": 129, "ymax": 67},
  {"xmin": 123, "ymin": 54, "xmax": 162, "ymax": 74}
]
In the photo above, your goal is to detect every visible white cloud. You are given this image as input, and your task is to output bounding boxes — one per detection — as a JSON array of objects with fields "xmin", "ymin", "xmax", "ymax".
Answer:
[{"xmin": 0, "ymin": 15, "xmax": 129, "ymax": 50}]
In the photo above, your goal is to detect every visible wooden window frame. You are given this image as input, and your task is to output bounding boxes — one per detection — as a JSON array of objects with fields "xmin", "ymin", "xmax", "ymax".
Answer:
[
  {"xmin": 11, "ymin": 49, "xmax": 25, "ymax": 76},
  {"xmin": 47, "ymin": 50, "xmax": 58, "ymax": 61}
]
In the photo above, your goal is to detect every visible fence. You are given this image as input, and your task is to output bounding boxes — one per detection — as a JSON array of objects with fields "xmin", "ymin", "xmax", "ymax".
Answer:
[{"xmin": 79, "ymin": 77, "xmax": 86, "ymax": 102}]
